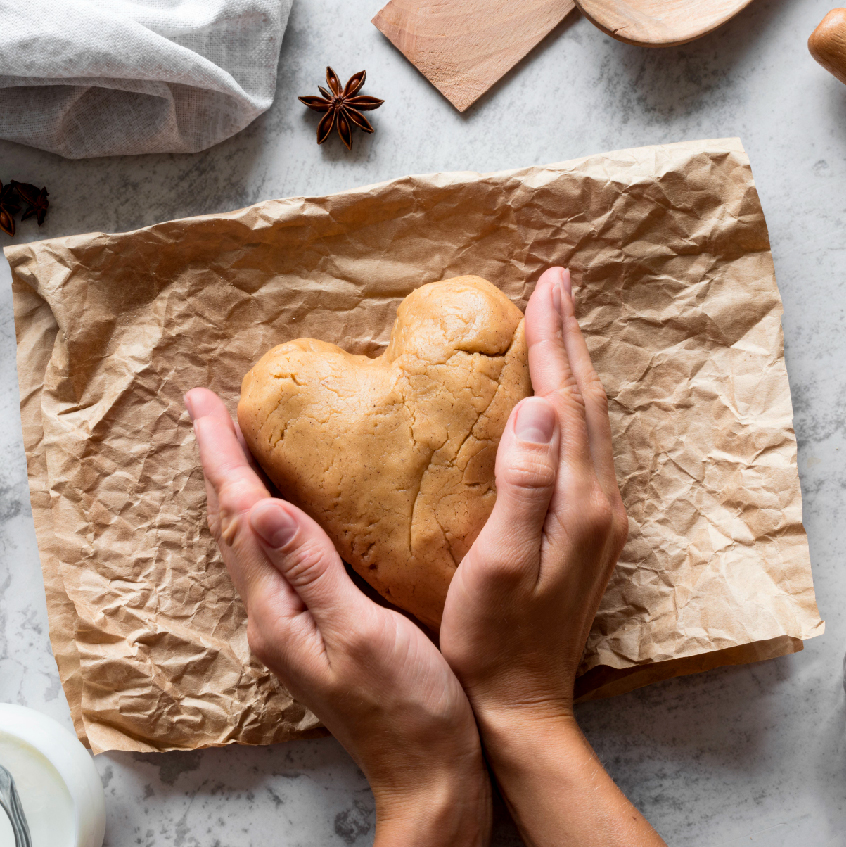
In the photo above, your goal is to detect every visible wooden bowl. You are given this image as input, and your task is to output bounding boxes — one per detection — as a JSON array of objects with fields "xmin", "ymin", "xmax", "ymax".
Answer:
[{"xmin": 574, "ymin": 0, "xmax": 756, "ymax": 47}]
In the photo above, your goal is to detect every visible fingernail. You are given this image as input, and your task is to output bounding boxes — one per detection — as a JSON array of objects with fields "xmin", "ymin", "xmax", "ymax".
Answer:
[
  {"xmin": 515, "ymin": 398, "xmax": 556, "ymax": 444},
  {"xmin": 252, "ymin": 503, "xmax": 298, "ymax": 548},
  {"xmin": 191, "ymin": 415, "xmax": 205, "ymax": 441},
  {"xmin": 557, "ymin": 280, "xmax": 568, "ymax": 325},
  {"xmin": 555, "ymin": 271, "xmax": 572, "ymax": 324},
  {"xmin": 560, "ymin": 268, "xmax": 573, "ymax": 298},
  {"xmin": 549, "ymin": 280, "xmax": 564, "ymax": 336},
  {"xmin": 184, "ymin": 393, "xmax": 196, "ymax": 421}
]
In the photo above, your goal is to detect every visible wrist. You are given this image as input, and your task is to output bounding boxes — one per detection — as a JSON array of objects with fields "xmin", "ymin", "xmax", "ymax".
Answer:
[
  {"xmin": 372, "ymin": 762, "xmax": 491, "ymax": 847},
  {"xmin": 474, "ymin": 704, "xmax": 667, "ymax": 847},
  {"xmin": 468, "ymin": 686, "xmax": 576, "ymax": 744},
  {"xmin": 475, "ymin": 705, "xmax": 582, "ymax": 784}
]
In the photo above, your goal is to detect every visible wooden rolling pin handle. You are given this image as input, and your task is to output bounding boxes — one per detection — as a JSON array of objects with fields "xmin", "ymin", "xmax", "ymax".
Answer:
[{"xmin": 809, "ymin": 9, "xmax": 846, "ymax": 85}]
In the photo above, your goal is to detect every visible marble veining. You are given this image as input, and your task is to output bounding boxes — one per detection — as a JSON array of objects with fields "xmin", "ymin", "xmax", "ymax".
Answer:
[{"xmin": 1, "ymin": 0, "xmax": 846, "ymax": 844}]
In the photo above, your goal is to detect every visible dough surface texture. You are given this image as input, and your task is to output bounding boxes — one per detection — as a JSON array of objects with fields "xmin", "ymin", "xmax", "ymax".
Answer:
[{"xmin": 238, "ymin": 276, "xmax": 530, "ymax": 628}]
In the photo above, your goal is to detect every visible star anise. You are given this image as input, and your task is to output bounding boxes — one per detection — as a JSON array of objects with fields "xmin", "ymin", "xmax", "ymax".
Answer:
[
  {"xmin": 0, "ymin": 181, "xmax": 21, "ymax": 236},
  {"xmin": 299, "ymin": 67, "xmax": 384, "ymax": 150},
  {"xmin": 12, "ymin": 181, "xmax": 49, "ymax": 226}
]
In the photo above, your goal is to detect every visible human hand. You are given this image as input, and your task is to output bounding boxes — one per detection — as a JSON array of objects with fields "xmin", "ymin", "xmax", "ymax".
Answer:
[
  {"xmin": 438, "ymin": 269, "xmax": 666, "ymax": 847},
  {"xmin": 440, "ymin": 266, "xmax": 629, "ymax": 727},
  {"xmin": 186, "ymin": 388, "xmax": 491, "ymax": 847}
]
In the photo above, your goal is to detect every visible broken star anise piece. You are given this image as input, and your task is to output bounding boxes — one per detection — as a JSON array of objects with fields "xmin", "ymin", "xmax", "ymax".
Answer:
[
  {"xmin": 299, "ymin": 67, "xmax": 384, "ymax": 150},
  {"xmin": 0, "ymin": 181, "xmax": 21, "ymax": 236},
  {"xmin": 13, "ymin": 181, "xmax": 50, "ymax": 226}
]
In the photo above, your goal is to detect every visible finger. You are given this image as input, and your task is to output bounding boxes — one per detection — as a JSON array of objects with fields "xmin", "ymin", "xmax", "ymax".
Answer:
[
  {"xmin": 187, "ymin": 389, "xmax": 274, "ymax": 492},
  {"xmin": 188, "ymin": 390, "xmax": 271, "ymax": 594},
  {"xmin": 191, "ymin": 404, "xmax": 268, "ymax": 509},
  {"xmin": 235, "ymin": 421, "xmax": 278, "ymax": 494},
  {"xmin": 185, "ymin": 387, "xmax": 234, "ymax": 431},
  {"xmin": 234, "ymin": 422, "xmax": 255, "ymax": 466},
  {"xmin": 556, "ymin": 272, "xmax": 620, "ymax": 499},
  {"xmin": 524, "ymin": 268, "xmax": 593, "ymax": 480},
  {"xmin": 202, "ymin": 473, "xmax": 220, "ymax": 528},
  {"xmin": 249, "ymin": 499, "xmax": 368, "ymax": 633},
  {"xmin": 187, "ymin": 391, "xmax": 320, "ymax": 666},
  {"xmin": 186, "ymin": 390, "xmax": 223, "ymax": 520},
  {"xmin": 464, "ymin": 397, "xmax": 559, "ymax": 587}
]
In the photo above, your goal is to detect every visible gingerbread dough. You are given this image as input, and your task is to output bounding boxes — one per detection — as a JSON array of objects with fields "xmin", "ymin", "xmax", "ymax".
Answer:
[{"xmin": 238, "ymin": 276, "xmax": 530, "ymax": 628}]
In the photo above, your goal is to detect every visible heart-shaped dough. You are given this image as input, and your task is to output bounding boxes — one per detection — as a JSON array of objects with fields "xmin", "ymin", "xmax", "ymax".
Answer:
[{"xmin": 238, "ymin": 276, "xmax": 530, "ymax": 628}]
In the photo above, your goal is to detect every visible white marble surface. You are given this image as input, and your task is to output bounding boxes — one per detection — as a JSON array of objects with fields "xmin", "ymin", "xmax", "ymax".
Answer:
[{"xmin": 1, "ymin": 0, "xmax": 845, "ymax": 844}]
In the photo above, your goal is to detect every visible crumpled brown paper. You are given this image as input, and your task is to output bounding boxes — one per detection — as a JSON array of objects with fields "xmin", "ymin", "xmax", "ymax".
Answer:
[{"xmin": 7, "ymin": 138, "xmax": 823, "ymax": 755}]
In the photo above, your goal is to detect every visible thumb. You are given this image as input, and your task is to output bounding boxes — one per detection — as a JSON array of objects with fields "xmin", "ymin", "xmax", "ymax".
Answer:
[
  {"xmin": 249, "ymin": 499, "xmax": 363, "ymax": 629},
  {"xmin": 467, "ymin": 397, "xmax": 560, "ymax": 582}
]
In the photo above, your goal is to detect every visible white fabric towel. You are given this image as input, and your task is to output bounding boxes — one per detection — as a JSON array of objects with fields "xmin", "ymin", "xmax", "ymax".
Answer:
[{"xmin": 0, "ymin": 0, "xmax": 292, "ymax": 158}]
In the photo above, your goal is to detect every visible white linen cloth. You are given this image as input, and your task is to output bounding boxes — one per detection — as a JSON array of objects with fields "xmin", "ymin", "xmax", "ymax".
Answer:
[{"xmin": 0, "ymin": 0, "xmax": 292, "ymax": 158}]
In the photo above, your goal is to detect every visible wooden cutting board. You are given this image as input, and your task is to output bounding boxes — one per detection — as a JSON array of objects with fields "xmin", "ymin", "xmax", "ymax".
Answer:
[
  {"xmin": 574, "ymin": 0, "xmax": 756, "ymax": 46},
  {"xmin": 372, "ymin": 0, "xmax": 576, "ymax": 112}
]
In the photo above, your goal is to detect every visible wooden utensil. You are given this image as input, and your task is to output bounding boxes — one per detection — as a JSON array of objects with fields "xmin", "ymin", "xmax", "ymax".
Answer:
[
  {"xmin": 574, "ymin": 0, "xmax": 755, "ymax": 46},
  {"xmin": 809, "ymin": 9, "xmax": 846, "ymax": 85},
  {"xmin": 372, "ymin": 0, "xmax": 576, "ymax": 112}
]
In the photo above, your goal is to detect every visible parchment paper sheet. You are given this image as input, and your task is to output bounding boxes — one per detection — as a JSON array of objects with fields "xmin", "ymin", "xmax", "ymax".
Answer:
[{"xmin": 7, "ymin": 138, "xmax": 823, "ymax": 754}]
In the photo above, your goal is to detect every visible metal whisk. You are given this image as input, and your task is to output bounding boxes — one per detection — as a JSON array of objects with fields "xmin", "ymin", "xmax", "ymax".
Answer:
[{"xmin": 0, "ymin": 764, "xmax": 32, "ymax": 847}]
